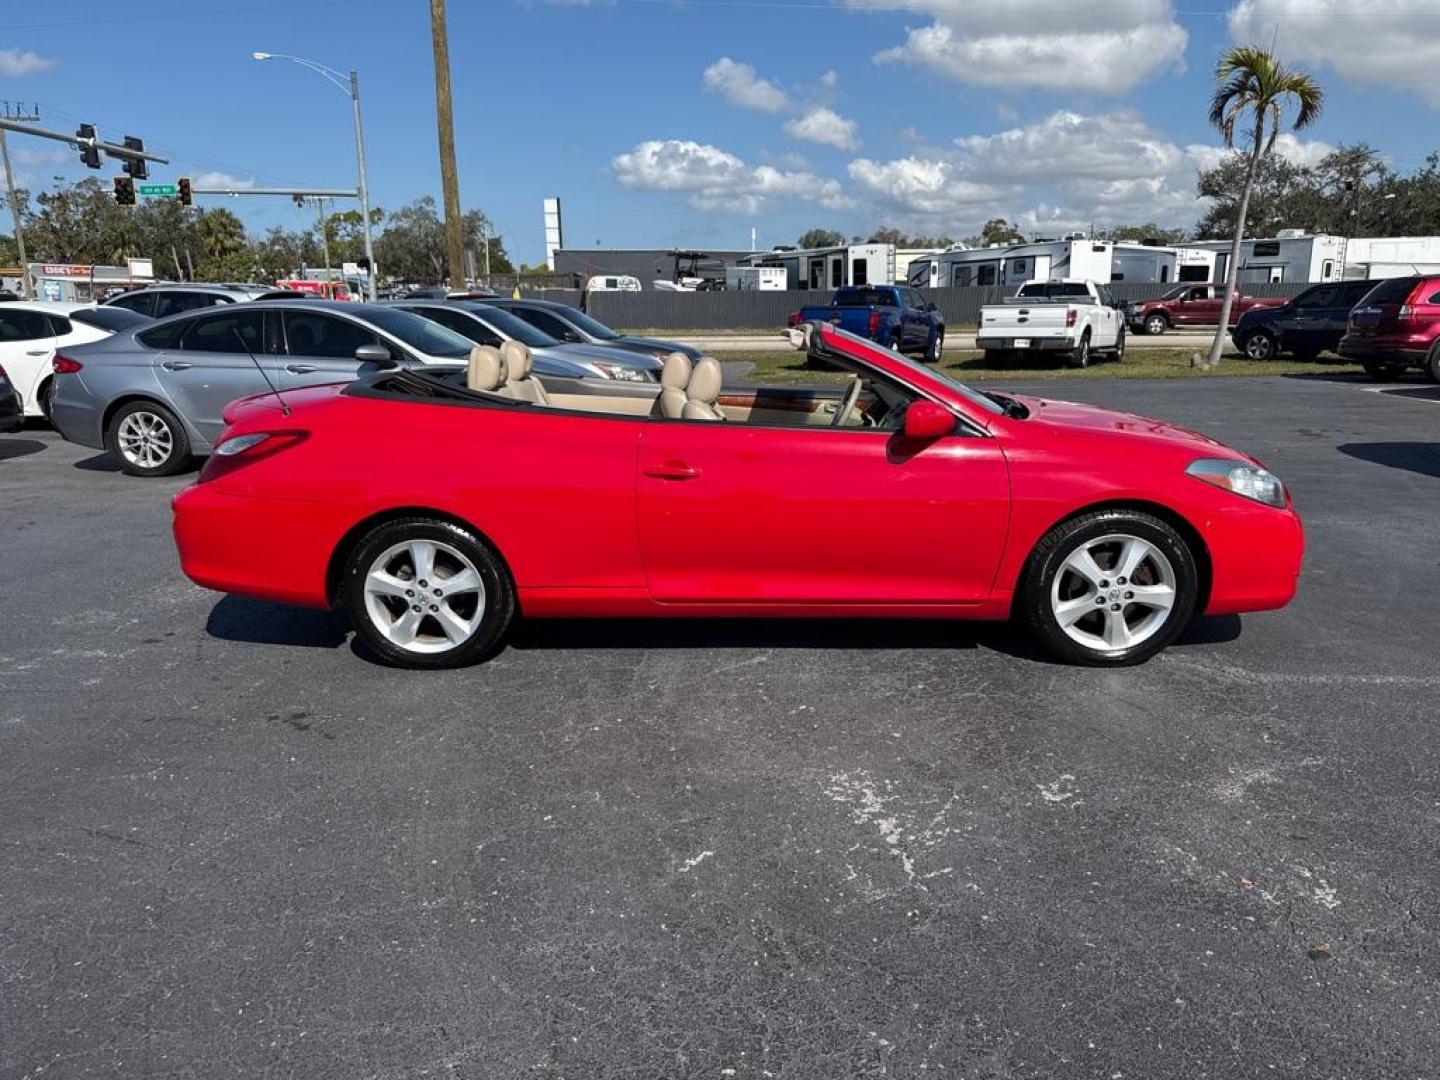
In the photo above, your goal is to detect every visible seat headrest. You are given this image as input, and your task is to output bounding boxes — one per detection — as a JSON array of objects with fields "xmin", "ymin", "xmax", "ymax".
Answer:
[
  {"xmin": 467, "ymin": 344, "xmax": 506, "ymax": 392},
  {"xmin": 660, "ymin": 352, "xmax": 692, "ymax": 389},
  {"xmin": 687, "ymin": 357, "xmax": 722, "ymax": 404},
  {"xmin": 499, "ymin": 339, "xmax": 532, "ymax": 380}
]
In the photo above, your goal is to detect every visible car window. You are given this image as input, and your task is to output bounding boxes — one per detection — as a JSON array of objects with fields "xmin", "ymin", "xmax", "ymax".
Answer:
[
  {"xmin": 179, "ymin": 309, "xmax": 265, "ymax": 354},
  {"xmin": 72, "ymin": 306, "xmax": 151, "ymax": 333},
  {"xmin": 508, "ymin": 307, "xmax": 578, "ymax": 341},
  {"xmin": 412, "ymin": 306, "xmax": 502, "ymax": 348},
  {"xmin": 1295, "ymin": 286, "xmax": 1339, "ymax": 309},
  {"xmin": 1360, "ymin": 276, "xmax": 1421, "ymax": 306},
  {"xmin": 154, "ymin": 291, "xmax": 224, "ymax": 318},
  {"xmin": 283, "ymin": 310, "xmax": 380, "ymax": 359},
  {"xmin": 348, "ymin": 306, "xmax": 473, "ymax": 358},
  {"xmin": 107, "ymin": 292, "xmax": 154, "ymax": 315},
  {"xmin": 0, "ymin": 310, "xmax": 53, "ymax": 341},
  {"xmin": 46, "ymin": 314, "xmax": 74, "ymax": 336},
  {"xmin": 137, "ymin": 319, "xmax": 190, "ymax": 349}
]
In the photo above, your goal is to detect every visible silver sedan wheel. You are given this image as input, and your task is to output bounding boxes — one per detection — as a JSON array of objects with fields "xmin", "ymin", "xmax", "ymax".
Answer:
[
  {"xmin": 1050, "ymin": 533, "xmax": 1177, "ymax": 653},
  {"xmin": 363, "ymin": 539, "xmax": 486, "ymax": 655},
  {"xmin": 115, "ymin": 411, "xmax": 174, "ymax": 469}
]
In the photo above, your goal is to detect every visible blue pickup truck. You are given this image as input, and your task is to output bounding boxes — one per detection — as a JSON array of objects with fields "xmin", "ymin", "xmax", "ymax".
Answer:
[{"xmin": 791, "ymin": 285, "xmax": 945, "ymax": 361}]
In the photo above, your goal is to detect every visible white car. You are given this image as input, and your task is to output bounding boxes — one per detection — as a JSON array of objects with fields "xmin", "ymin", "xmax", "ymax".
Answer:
[
  {"xmin": 976, "ymin": 279, "xmax": 1127, "ymax": 368},
  {"xmin": 0, "ymin": 301, "xmax": 149, "ymax": 418}
]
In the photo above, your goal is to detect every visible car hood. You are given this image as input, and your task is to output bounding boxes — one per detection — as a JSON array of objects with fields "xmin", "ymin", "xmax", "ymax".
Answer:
[
  {"xmin": 609, "ymin": 335, "xmax": 701, "ymax": 361},
  {"xmin": 1005, "ymin": 393, "xmax": 1243, "ymax": 456},
  {"xmin": 545, "ymin": 342, "xmax": 663, "ymax": 371}
]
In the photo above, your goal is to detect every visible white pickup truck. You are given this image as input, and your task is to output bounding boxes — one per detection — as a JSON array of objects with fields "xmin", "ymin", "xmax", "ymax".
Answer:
[{"xmin": 975, "ymin": 278, "xmax": 1126, "ymax": 368}]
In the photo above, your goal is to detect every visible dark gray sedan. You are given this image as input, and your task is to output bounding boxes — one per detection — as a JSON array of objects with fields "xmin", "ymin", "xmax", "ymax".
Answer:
[
  {"xmin": 482, "ymin": 298, "xmax": 700, "ymax": 362},
  {"xmin": 49, "ymin": 300, "xmax": 470, "ymax": 476}
]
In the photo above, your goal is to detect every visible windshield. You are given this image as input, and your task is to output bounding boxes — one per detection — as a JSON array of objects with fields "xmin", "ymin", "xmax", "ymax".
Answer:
[
  {"xmin": 72, "ymin": 306, "xmax": 151, "ymax": 332},
  {"xmin": 833, "ymin": 288, "xmax": 896, "ymax": 306},
  {"xmin": 357, "ymin": 305, "xmax": 475, "ymax": 358},
  {"xmin": 824, "ymin": 325, "xmax": 1004, "ymax": 416},
  {"xmin": 552, "ymin": 305, "xmax": 620, "ymax": 340},
  {"xmin": 1155, "ymin": 285, "xmax": 1189, "ymax": 300},
  {"xmin": 467, "ymin": 305, "xmax": 558, "ymax": 348}
]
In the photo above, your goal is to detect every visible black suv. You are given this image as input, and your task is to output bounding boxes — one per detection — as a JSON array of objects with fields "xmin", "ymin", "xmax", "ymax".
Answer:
[{"xmin": 1231, "ymin": 279, "xmax": 1377, "ymax": 361}]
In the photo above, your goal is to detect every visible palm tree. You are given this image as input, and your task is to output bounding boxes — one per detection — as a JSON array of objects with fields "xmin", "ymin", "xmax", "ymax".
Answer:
[{"xmin": 1206, "ymin": 46, "xmax": 1324, "ymax": 365}]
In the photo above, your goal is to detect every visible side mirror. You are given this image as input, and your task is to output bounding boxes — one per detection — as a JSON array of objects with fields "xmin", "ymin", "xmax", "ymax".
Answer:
[
  {"xmin": 355, "ymin": 343, "xmax": 394, "ymax": 366},
  {"xmin": 902, "ymin": 400, "xmax": 955, "ymax": 441}
]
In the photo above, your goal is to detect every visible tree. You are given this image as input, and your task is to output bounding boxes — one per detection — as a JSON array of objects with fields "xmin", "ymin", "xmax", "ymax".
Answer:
[
  {"xmin": 868, "ymin": 226, "xmax": 955, "ymax": 249},
  {"xmin": 797, "ymin": 228, "xmax": 843, "ymax": 249},
  {"xmin": 965, "ymin": 218, "xmax": 1026, "ymax": 248},
  {"xmin": 1097, "ymin": 223, "xmax": 1191, "ymax": 245},
  {"xmin": 376, "ymin": 196, "xmax": 510, "ymax": 282},
  {"xmin": 1206, "ymin": 45, "xmax": 1323, "ymax": 364}
]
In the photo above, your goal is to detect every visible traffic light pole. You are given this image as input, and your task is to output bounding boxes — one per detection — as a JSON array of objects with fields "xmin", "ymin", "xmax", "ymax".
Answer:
[
  {"xmin": 0, "ymin": 117, "xmax": 170, "ymax": 169},
  {"xmin": 0, "ymin": 126, "xmax": 32, "ymax": 298}
]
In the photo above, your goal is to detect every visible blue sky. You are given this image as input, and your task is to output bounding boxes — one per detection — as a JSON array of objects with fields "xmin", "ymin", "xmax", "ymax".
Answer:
[{"xmin": 4, "ymin": 0, "xmax": 1436, "ymax": 262}]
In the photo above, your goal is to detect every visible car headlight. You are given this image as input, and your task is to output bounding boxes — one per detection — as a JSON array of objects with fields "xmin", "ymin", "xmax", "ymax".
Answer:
[
  {"xmin": 214, "ymin": 432, "xmax": 271, "ymax": 456},
  {"xmin": 592, "ymin": 362, "xmax": 653, "ymax": 382},
  {"xmin": 1186, "ymin": 457, "xmax": 1286, "ymax": 508}
]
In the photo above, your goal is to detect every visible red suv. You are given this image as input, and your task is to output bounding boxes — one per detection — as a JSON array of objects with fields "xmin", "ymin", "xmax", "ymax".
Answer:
[{"xmin": 1338, "ymin": 275, "xmax": 1440, "ymax": 381}]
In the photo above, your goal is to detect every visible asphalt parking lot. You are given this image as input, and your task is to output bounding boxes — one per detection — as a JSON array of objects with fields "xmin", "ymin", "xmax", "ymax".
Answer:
[{"xmin": 3, "ymin": 373, "xmax": 1438, "ymax": 1079}]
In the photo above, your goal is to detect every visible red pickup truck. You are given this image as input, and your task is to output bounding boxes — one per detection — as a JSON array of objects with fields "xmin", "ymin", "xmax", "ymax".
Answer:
[{"xmin": 1129, "ymin": 284, "xmax": 1286, "ymax": 335}]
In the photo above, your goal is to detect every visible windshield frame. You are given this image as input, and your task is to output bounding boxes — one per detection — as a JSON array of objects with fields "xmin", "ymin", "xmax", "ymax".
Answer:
[{"xmin": 812, "ymin": 323, "xmax": 1004, "ymax": 420}]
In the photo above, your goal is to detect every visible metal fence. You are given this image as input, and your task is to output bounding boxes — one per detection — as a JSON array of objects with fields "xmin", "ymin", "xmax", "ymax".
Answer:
[{"xmin": 580, "ymin": 281, "xmax": 1316, "ymax": 332}]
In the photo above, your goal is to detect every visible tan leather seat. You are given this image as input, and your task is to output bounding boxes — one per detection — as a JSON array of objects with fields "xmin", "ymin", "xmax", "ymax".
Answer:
[
  {"xmin": 659, "ymin": 352, "xmax": 692, "ymax": 419},
  {"xmin": 682, "ymin": 357, "xmax": 725, "ymax": 421},
  {"xmin": 467, "ymin": 345, "xmax": 505, "ymax": 392},
  {"xmin": 499, "ymin": 340, "xmax": 550, "ymax": 404}
]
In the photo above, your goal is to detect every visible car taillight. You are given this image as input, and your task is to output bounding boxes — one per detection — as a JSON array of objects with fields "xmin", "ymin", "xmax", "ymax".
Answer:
[
  {"xmin": 1066, "ymin": 308, "xmax": 1078, "ymax": 328},
  {"xmin": 52, "ymin": 354, "xmax": 83, "ymax": 374},
  {"xmin": 1398, "ymin": 304, "xmax": 1414, "ymax": 322},
  {"xmin": 198, "ymin": 431, "xmax": 306, "ymax": 483},
  {"xmin": 868, "ymin": 309, "xmax": 881, "ymax": 335}
]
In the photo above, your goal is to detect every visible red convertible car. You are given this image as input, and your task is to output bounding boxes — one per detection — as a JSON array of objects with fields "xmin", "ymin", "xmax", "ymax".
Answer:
[{"xmin": 172, "ymin": 325, "xmax": 1303, "ymax": 668}]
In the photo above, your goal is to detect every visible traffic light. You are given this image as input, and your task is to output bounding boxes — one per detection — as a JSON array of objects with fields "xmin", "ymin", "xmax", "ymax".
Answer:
[
  {"xmin": 76, "ymin": 123, "xmax": 101, "ymax": 169},
  {"xmin": 121, "ymin": 136, "xmax": 148, "ymax": 180},
  {"xmin": 177, "ymin": 177, "xmax": 192, "ymax": 206},
  {"xmin": 113, "ymin": 176, "xmax": 135, "ymax": 206}
]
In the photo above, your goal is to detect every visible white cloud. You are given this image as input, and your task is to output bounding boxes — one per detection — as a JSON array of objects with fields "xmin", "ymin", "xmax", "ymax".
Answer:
[
  {"xmin": 849, "ymin": 0, "xmax": 1186, "ymax": 95},
  {"xmin": 613, "ymin": 139, "xmax": 848, "ymax": 213},
  {"xmin": 13, "ymin": 147, "xmax": 70, "ymax": 168},
  {"xmin": 785, "ymin": 107, "xmax": 861, "ymax": 151},
  {"xmin": 701, "ymin": 57, "xmax": 791, "ymax": 112},
  {"xmin": 194, "ymin": 171, "xmax": 257, "ymax": 191},
  {"xmin": 847, "ymin": 156, "xmax": 1006, "ymax": 216},
  {"xmin": 1231, "ymin": 0, "xmax": 1440, "ymax": 106},
  {"xmin": 0, "ymin": 48, "xmax": 55, "ymax": 77}
]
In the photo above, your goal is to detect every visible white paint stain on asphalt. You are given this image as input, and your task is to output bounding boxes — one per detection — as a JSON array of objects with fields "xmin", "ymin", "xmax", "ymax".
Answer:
[
  {"xmin": 1038, "ymin": 774, "xmax": 1081, "ymax": 806},
  {"xmin": 678, "ymin": 850, "xmax": 713, "ymax": 873}
]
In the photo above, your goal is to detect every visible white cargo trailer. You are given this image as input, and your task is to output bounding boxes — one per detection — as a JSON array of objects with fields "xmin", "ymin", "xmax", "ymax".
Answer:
[{"xmin": 724, "ymin": 266, "xmax": 787, "ymax": 291}]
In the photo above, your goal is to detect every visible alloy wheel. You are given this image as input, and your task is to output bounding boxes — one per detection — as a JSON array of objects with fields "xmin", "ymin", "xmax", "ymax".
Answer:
[
  {"xmin": 1245, "ymin": 332, "xmax": 1275, "ymax": 361},
  {"xmin": 363, "ymin": 539, "xmax": 487, "ymax": 654},
  {"xmin": 115, "ymin": 411, "xmax": 174, "ymax": 469},
  {"xmin": 1049, "ymin": 533, "xmax": 1177, "ymax": 652},
  {"xmin": 1145, "ymin": 315, "xmax": 1166, "ymax": 336}
]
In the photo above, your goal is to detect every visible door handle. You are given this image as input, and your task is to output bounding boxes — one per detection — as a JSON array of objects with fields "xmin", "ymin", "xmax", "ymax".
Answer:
[
  {"xmin": 644, "ymin": 461, "xmax": 701, "ymax": 480},
  {"xmin": 25, "ymin": 349, "xmax": 48, "ymax": 356},
  {"xmin": 160, "ymin": 360, "xmax": 192, "ymax": 371},
  {"xmin": 285, "ymin": 363, "xmax": 318, "ymax": 374}
]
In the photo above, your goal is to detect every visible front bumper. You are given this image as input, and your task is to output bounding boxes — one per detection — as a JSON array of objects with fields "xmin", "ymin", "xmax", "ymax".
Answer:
[{"xmin": 1202, "ymin": 498, "xmax": 1305, "ymax": 616}]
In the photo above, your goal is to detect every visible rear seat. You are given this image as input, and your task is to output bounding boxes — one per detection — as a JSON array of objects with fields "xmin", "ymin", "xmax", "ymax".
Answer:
[{"xmin": 500, "ymin": 341, "xmax": 551, "ymax": 405}]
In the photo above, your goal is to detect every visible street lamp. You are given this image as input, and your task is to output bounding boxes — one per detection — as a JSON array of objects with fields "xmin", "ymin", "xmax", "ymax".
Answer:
[{"xmin": 252, "ymin": 51, "xmax": 377, "ymax": 300}]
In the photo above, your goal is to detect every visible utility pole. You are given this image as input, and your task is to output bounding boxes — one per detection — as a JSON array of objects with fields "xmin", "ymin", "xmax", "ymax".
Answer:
[
  {"xmin": 428, "ymin": 0, "xmax": 466, "ymax": 291},
  {"xmin": 0, "ymin": 102, "xmax": 38, "ymax": 298}
]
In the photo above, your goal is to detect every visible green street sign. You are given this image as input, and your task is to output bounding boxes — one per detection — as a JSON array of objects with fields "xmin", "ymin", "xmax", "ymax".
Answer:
[{"xmin": 137, "ymin": 184, "xmax": 176, "ymax": 197}]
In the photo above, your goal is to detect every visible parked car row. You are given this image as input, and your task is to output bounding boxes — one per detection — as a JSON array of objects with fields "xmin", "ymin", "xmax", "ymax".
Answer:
[{"xmin": 37, "ymin": 295, "xmax": 694, "ymax": 477}]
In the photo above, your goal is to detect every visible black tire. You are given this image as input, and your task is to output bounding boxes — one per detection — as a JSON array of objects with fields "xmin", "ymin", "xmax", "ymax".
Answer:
[
  {"xmin": 1018, "ymin": 510, "xmax": 1199, "ymax": 667},
  {"xmin": 1426, "ymin": 343, "xmax": 1440, "ymax": 384},
  {"xmin": 38, "ymin": 377, "xmax": 55, "ymax": 422},
  {"xmin": 891, "ymin": 331, "xmax": 903, "ymax": 352},
  {"xmin": 105, "ymin": 400, "xmax": 192, "ymax": 477},
  {"xmin": 1111, "ymin": 326, "xmax": 1126, "ymax": 362},
  {"xmin": 1067, "ymin": 331, "xmax": 1092, "ymax": 369},
  {"xmin": 1242, "ymin": 330, "xmax": 1276, "ymax": 362},
  {"xmin": 1143, "ymin": 313, "xmax": 1168, "ymax": 336},
  {"xmin": 341, "ymin": 517, "xmax": 515, "ymax": 669},
  {"xmin": 925, "ymin": 330, "xmax": 944, "ymax": 363},
  {"xmin": 1363, "ymin": 361, "xmax": 1399, "ymax": 383}
]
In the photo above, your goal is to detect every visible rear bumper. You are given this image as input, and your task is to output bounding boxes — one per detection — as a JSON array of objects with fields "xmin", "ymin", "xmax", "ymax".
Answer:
[
  {"xmin": 48, "ymin": 377, "xmax": 107, "ymax": 449},
  {"xmin": 1337, "ymin": 338, "xmax": 1427, "ymax": 366},
  {"xmin": 975, "ymin": 335, "xmax": 1074, "ymax": 352},
  {"xmin": 172, "ymin": 484, "xmax": 342, "ymax": 609}
]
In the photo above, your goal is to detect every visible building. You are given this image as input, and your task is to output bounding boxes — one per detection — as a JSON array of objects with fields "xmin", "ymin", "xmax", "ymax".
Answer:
[
  {"xmin": 552, "ymin": 248, "xmax": 755, "ymax": 290},
  {"xmin": 742, "ymin": 243, "xmax": 895, "ymax": 290},
  {"xmin": 907, "ymin": 238, "xmax": 1184, "ymax": 289},
  {"xmin": 16, "ymin": 261, "xmax": 157, "ymax": 302}
]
